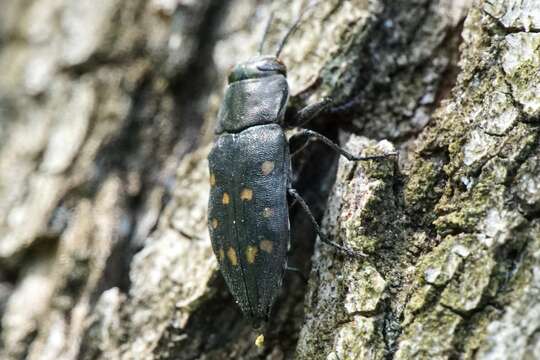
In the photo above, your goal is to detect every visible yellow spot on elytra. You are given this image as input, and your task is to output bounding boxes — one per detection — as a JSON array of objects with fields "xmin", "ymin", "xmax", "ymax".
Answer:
[
  {"xmin": 211, "ymin": 218, "xmax": 218, "ymax": 229},
  {"xmin": 255, "ymin": 334, "xmax": 265, "ymax": 348},
  {"xmin": 227, "ymin": 247, "xmax": 238, "ymax": 266},
  {"xmin": 219, "ymin": 248, "xmax": 225, "ymax": 262},
  {"xmin": 263, "ymin": 207, "xmax": 273, "ymax": 218},
  {"xmin": 222, "ymin": 192, "xmax": 230, "ymax": 205},
  {"xmin": 210, "ymin": 173, "xmax": 216, "ymax": 186},
  {"xmin": 246, "ymin": 246, "xmax": 258, "ymax": 264},
  {"xmin": 259, "ymin": 240, "xmax": 273, "ymax": 254},
  {"xmin": 240, "ymin": 188, "xmax": 253, "ymax": 201},
  {"xmin": 261, "ymin": 161, "xmax": 275, "ymax": 175}
]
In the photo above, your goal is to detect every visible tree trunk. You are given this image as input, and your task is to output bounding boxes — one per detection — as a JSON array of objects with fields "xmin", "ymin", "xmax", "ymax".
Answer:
[{"xmin": 0, "ymin": 0, "xmax": 539, "ymax": 359}]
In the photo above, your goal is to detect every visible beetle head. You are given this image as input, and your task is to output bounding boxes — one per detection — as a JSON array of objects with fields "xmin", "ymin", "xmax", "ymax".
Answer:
[{"xmin": 228, "ymin": 56, "xmax": 286, "ymax": 83}]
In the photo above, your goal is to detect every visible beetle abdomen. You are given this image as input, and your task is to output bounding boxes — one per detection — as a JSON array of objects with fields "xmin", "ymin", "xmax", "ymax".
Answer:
[
  {"xmin": 215, "ymin": 75, "xmax": 288, "ymax": 134},
  {"xmin": 208, "ymin": 123, "xmax": 290, "ymax": 325}
]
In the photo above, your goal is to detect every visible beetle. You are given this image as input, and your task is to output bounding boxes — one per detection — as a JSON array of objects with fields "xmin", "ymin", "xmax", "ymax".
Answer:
[{"xmin": 207, "ymin": 7, "xmax": 394, "ymax": 329}]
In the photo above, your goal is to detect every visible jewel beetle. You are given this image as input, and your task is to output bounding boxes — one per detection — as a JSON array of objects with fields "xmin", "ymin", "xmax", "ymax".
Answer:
[{"xmin": 207, "ymin": 7, "xmax": 394, "ymax": 328}]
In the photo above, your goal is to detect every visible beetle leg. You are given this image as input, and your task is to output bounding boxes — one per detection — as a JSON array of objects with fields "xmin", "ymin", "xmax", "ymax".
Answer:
[
  {"xmin": 288, "ymin": 196, "xmax": 299, "ymax": 209},
  {"xmin": 291, "ymin": 97, "xmax": 332, "ymax": 127},
  {"xmin": 289, "ymin": 129, "xmax": 398, "ymax": 161},
  {"xmin": 285, "ymin": 265, "xmax": 308, "ymax": 283},
  {"xmin": 287, "ymin": 188, "xmax": 366, "ymax": 258},
  {"xmin": 290, "ymin": 137, "xmax": 314, "ymax": 159}
]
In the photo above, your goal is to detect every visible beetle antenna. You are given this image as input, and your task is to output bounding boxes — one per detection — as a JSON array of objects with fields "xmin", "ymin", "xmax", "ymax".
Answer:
[
  {"xmin": 258, "ymin": 12, "xmax": 274, "ymax": 55},
  {"xmin": 275, "ymin": 1, "xmax": 319, "ymax": 58}
]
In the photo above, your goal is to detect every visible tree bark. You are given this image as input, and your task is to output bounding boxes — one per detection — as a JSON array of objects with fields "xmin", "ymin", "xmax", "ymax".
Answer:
[{"xmin": 0, "ymin": 0, "xmax": 539, "ymax": 359}]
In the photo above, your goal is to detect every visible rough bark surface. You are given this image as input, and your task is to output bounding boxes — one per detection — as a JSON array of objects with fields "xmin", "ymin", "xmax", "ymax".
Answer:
[{"xmin": 0, "ymin": 0, "xmax": 538, "ymax": 359}]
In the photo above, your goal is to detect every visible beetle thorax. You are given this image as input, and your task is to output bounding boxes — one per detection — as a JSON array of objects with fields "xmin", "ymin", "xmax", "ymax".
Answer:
[{"xmin": 215, "ymin": 56, "xmax": 289, "ymax": 134}]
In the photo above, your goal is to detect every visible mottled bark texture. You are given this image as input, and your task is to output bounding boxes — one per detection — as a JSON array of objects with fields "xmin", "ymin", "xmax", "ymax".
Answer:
[{"xmin": 0, "ymin": 0, "xmax": 538, "ymax": 359}]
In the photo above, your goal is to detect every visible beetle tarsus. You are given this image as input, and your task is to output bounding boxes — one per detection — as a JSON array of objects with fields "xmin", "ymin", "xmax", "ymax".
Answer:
[
  {"xmin": 289, "ymin": 129, "xmax": 398, "ymax": 162},
  {"xmin": 287, "ymin": 188, "xmax": 367, "ymax": 258},
  {"xmin": 348, "ymin": 151, "xmax": 399, "ymax": 162}
]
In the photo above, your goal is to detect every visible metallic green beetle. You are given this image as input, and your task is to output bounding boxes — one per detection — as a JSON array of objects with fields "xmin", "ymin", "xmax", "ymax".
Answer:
[{"xmin": 207, "ymin": 9, "xmax": 393, "ymax": 328}]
